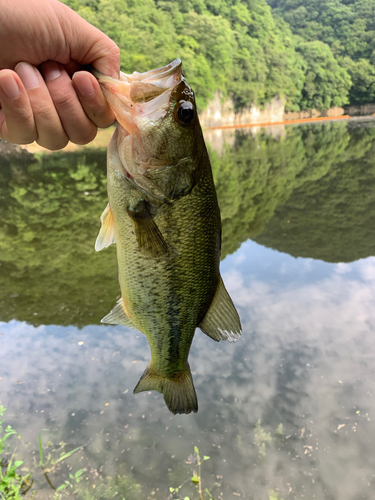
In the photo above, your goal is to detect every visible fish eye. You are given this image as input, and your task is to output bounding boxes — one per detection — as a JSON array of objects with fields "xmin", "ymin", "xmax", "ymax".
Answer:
[{"xmin": 175, "ymin": 101, "xmax": 195, "ymax": 126}]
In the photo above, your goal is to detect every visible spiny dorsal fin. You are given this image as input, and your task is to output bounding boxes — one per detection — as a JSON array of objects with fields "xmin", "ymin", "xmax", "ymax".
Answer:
[
  {"xmin": 127, "ymin": 201, "xmax": 168, "ymax": 257},
  {"xmin": 101, "ymin": 298, "xmax": 136, "ymax": 329},
  {"xmin": 95, "ymin": 203, "xmax": 116, "ymax": 251},
  {"xmin": 133, "ymin": 363, "xmax": 198, "ymax": 415},
  {"xmin": 199, "ymin": 276, "xmax": 242, "ymax": 343}
]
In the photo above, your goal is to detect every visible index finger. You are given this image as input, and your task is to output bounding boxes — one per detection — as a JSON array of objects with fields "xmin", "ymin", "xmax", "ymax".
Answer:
[
  {"xmin": 0, "ymin": 70, "xmax": 37, "ymax": 144},
  {"xmin": 72, "ymin": 71, "xmax": 115, "ymax": 129}
]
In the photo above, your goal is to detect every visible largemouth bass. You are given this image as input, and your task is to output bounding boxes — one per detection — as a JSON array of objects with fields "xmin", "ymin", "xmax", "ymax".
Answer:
[{"xmin": 94, "ymin": 59, "xmax": 241, "ymax": 414}]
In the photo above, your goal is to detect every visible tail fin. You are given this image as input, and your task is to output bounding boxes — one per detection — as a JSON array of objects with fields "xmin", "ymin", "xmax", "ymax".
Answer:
[{"xmin": 133, "ymin": 363, "xmax": 198, "ymax": 415}]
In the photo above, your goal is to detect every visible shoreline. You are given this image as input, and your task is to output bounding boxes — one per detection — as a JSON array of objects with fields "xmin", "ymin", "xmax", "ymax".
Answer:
[
  {"xmin": 2, "ymin": 113, "xmax": 374, "ymax": 156},
  {"xmin": 205, "ymin": 113, "xmax": 375, "ymax": 131}
]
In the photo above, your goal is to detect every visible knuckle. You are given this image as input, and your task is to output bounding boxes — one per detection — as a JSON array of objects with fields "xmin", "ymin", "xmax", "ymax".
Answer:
[
  {"xmin": 33, "ymin": 102, "xmax": 57, "ymax": 122},
  {"xmin": 109, "ymin": 44, "xmax": 121, "ymax": 62},
  {"xmin": 11, "ymin": 134, "xmax": 36, "ymax": 145},
  {"xmin": 37, "ymin": 136, "xmax": 69, "ymax": 151},
  {"xmin": 0, "ymin": 104, "xmax": 37, "ymax": 144},
  {"xmin": 73, "ymin": 127, "xmax": 97, "ymax": 145},
  {"xmin": 52, "ymin": 90, "xmax": 76, "ymax": 109},
  {"xmin": 86, "ymin": 109, "xmax": 111, "ymax": 128},
  {"xmin": 8, "ymin": 115, "xmax": 37, "ymax": 144},
  {"xmin": 11, "ymin": 126, "xmax": 37, "ymax": 144}
]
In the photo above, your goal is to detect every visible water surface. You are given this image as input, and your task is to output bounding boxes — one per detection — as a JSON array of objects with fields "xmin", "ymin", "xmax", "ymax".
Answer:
[{"xmin": 1, "ymin": 119, "xmax": 375, "ymax": 499}]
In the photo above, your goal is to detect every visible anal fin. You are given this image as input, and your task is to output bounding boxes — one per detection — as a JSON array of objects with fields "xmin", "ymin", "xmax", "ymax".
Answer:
[
  {"xmin": 199, "ymin": 276, "xmax": 242, "ymax": 343},
  {"xmin": 128, "ymin": 201, "xmax": 168, "ymax": 257},
  {"xmin": 133, "ymin": 363, "xmax": 198, "ymax": 415},
  {"xmin": 101, "ymin": 298, "xmax": 136, "ymax": 329},
  {"xmin": 95, "ymin": 203, "xmax": 116, "ymax": 251}
]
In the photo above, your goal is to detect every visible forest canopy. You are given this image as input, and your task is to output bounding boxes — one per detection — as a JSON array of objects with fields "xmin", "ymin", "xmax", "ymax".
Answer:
[
  {"xmin": 268, "ymin": 0, "xmax": 375, "ymax": 106},
  {"xmin": 62, "ymin": 0, "xmax": 375, "ymax": 112}
]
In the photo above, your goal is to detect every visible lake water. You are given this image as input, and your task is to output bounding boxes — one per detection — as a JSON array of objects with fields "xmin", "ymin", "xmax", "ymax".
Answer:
[{"xmin": 1, "ymin": 119, "xmax": 375, "ymax": 499}]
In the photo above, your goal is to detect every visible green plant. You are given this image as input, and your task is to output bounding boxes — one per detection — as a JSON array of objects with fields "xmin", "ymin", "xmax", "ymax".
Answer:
[
  {"xmin": 38, "ymin": 429, "xmax": 83, "ymax": 494},
  {"xmin": 0, "ymin": 406, "xmax": 34, "ymax": 499},
  {"xmin": 254, "ymin": 420, "xmax": 273, "ymax": 459},
  {"xmin": 0, "ymin": 406, "xmax": 143, "ymax": 499},
  {"xmin": 269, "ymin": 490, "xmax": 284, "ymax": 500},
  {"xmin": 38, "ymin": 431, "xmax": 82, "ymax": 473},
  {"xmin": 190, "ymin": 446, "xmax": 211, "ymax": 500},
  {"xmin": 52, "ymin": 468, "xmax": 84, "ymax": 498},
  {"xmin": 71, "ymin": 473, "xmax": 141, "ymax": 500},
  {"xmin": 168, "ymin": 446, "xmax": 212, "ymax": 500}
]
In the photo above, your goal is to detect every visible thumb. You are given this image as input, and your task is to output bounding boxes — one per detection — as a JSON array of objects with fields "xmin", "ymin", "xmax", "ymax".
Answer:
[{"xmin": 56, "ymin": 0, "xmax": 120, "ymax": 79}]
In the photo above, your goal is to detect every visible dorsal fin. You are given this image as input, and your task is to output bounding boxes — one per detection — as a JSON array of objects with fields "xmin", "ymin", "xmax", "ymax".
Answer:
[
  {"xmin": 199, "ymin": 276, "xmax": 242, "ymax": 343},
  {"xmin": 101, "ymin": 298, "xmax": 136, "ymax": 329},
  {"xmin": 95, "ymin": 203, "xmax": 116, "ymax": 251}
]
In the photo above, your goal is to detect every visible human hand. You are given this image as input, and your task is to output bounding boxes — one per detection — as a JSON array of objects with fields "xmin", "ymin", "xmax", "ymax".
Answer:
[{"xmin": 0, "ymin": 0, "xmax": 120, "ymax": 150}]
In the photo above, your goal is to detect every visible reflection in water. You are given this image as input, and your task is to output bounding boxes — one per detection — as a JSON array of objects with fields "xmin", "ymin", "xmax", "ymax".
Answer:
[
  {"xmin": 213, "ymin": 119, "xmax": 375, "ymax": 258},
  {"xmin": 254, "ymin": 120, "xmax": 375, "ymax": 262},
  {"xmin": 0, "ymin": 148, "xmax": 118, "ymax": 327},
  {"xmin": 2, "ymin": 120, "xmax": 375, "ymax": 326},
  {"xmin": 1, "ymin": 120, "xmax": 375, "ymax": 499}
]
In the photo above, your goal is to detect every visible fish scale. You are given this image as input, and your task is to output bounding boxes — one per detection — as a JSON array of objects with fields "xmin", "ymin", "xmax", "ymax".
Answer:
[{"xmin": 111, "ymin": 163, "xmax": 220, "ymax": 376}]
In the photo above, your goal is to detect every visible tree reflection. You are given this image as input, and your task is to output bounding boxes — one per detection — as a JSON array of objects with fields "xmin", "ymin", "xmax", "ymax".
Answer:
[
  {"xmin": 1, "ymin": 120, "xmax": 375, "ymax": 326},
  {"xmin": 0, "ymin": 147, "xmax": 118, "ymax": 327}
]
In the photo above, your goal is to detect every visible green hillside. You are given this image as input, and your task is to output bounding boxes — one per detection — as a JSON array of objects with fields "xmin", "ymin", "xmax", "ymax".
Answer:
[
  {"xmin": 62, "ymin": 0, "xmax": 375, "ymax": 111},
  {"xmin": 268, "ymin": 0, "xmax": 375, "ymax": 106}
]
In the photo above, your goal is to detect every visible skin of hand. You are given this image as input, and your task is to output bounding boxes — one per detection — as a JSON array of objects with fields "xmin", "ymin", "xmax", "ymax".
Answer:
[{"xmin": 0, "ymin": 0, "xmax": 120, "ymax": 150}]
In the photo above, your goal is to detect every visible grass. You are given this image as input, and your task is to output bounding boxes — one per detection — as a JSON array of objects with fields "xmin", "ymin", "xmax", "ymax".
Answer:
[
  {"xmin": 0, "ymin": 406, "xmax": 84, "ymax": 499},
  {"xmin": 0, "ymin": 407, "xmax": 142, "ymax": 499},
  {"xmin": 0, "ymin": 406, "xmax": 287, "ymax": 499},
  {"xmin": 168, "ymin": 446, "xmax": 212, "ymax": 500},
  {"xmin": 0, "ymin": 406, "xmax": 34, "ymax": 499}
]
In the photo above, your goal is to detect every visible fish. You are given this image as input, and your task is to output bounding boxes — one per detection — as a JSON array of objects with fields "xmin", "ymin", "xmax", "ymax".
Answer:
[{"xmin": 94, "ymin": 59, "xmax": 241, "ymax": 415}]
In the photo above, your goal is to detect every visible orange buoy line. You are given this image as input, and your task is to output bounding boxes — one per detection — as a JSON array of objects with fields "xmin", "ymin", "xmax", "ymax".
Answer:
[{"xmin": 205, "ymin": 114, "xmax": 352, "ymax": 131}]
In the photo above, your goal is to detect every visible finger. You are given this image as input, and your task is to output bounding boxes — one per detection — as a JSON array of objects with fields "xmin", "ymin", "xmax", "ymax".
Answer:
[
  {"xmin": 0, "ymin": 70, "xmax": 36, "ymax": 144},
  {"xmin": 56, "ymin": 1, "xmax": 120, "ymax": 78},
  {"xmin": 15, "ymin": 62, "xmax": 69, "ymax": 151},
  {"xmin": 40, "ymin": 61, "xmax": 97, "ymax": 145},
  {"xmin": 85, "ymin": 40, "xmax": 121, "ymax": 80},
  {"xmin": 72, "ymin": 71, "xmax": 115, "ymax": 129},
  {"xmin": 63, "ymin": 60, "xmax": 83, "ymax": 77}
]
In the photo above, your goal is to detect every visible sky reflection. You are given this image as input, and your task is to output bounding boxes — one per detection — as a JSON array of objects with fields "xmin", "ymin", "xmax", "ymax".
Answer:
[{"xmin": 1, "ymin": 240, "xmax": 375, "ymax": 499}]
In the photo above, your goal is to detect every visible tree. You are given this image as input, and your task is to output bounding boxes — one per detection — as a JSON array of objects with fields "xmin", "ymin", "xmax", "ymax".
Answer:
[
  {"xmin": 342, "ymin": 57, "xmax": 375, "ymax": 105},
  {"xmin": 297, "ymin": 40, "xmax": 352, "ymax": 109}
]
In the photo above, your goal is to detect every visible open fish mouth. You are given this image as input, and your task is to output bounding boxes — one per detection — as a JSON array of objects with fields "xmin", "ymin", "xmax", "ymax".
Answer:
[
  {"xmin": 92, "ymin": 59, "xmax": 197, "ymax": 200},
  {"xmin": 91, "ymin": 59, "xmax": 183, "ymax": 132},
  {"xmin": 120, "ymin": 59, "xmax": 182, "ymax": 86}
]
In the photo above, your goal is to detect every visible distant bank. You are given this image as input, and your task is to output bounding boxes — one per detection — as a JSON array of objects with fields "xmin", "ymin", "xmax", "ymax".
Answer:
[
  {"xmin": 2, "ymin": 97, "xmax": 374, "ymax": 156},
  {"xmin": 199, "ymin": 93, "xmax": 375, "ymax": 130}
]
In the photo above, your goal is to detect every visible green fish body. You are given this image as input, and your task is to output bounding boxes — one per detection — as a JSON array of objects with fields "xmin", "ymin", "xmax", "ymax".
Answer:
[{"xmin": 95, "ymin": 60, "xmax": 241, "ymax": 414}]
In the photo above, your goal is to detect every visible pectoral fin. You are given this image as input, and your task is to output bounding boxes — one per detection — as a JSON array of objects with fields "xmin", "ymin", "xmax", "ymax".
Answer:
[
  {"xmin": 101, "ymin": 298, "xmax": 136, "ymax": 329},
  {"xmin": 95, "ymin": 203, "xmax": 116, "ymax": 251},
  {"xmin": 128, "ymin": 201, "xmax": 168, "ymax": 257},
  {"xmin": 199, "ymin": 276, "xmax": 242, "ymax": 342}
]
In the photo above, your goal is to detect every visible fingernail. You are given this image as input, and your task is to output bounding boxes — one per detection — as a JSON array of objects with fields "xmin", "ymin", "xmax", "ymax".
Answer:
[
  {"xmin": 42, "ymin": 62, "xmax": 61, "ymax": 82},
  {"xmin": 16, "ymin": 62, "xmax": 39, "ymax": 90},
  {"xmin": 0, "ymin": 72, "xmax": 20, "ymax": 99},
  {"xmin": 74, "ymin": 75, "xmax": 95, "ymax": 98}
]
